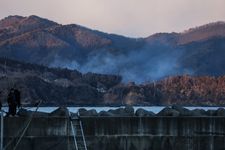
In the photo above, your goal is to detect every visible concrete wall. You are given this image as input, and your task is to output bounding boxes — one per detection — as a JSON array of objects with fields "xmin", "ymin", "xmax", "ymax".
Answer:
[{"xmin": 3, "ymin": 117, "xmax": 225, "ymax": 150}]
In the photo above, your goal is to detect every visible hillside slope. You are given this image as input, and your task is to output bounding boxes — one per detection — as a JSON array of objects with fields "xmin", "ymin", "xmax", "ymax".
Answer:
[
  {"xmin": 0, "ymin": 15, "xmax": 225, "ymax": 82},
  {"xmin": 0, "ymin": 58, "xmax": 121, "ymax": 106},
  {"xmin": 0, "ymin": 58, "xmax": 225, "ymax": 106}
]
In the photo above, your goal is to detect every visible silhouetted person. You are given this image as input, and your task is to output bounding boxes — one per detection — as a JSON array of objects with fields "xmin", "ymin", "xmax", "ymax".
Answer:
[
  {"xmin": 7, "ymin": 88, "xmax": 20, "ymax": 116},
  {"xmin": 14, "ymin": 89, "xmax": 21, "ymax": 108}
]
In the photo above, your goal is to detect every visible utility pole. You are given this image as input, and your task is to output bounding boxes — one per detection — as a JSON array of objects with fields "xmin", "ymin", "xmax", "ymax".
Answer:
[
  {"xmin": 4, "ymin": 60, "xmax": 6, "ymax": 77},
  {"xmin": 0, "ymin": 110, "xmax": 3, "ymax": 150}
]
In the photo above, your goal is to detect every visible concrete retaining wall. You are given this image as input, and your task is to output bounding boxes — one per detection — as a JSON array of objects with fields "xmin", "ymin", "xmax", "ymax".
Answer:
[{"xmin": 3, "ymin": 117, "xmax": 225, "ymax": 150}]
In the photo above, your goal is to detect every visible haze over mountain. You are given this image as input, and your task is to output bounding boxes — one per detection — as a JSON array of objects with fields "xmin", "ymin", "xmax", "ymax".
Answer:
[{"xmin": 0, "ymin": 15, "xmax": 225, "ymax": 83}]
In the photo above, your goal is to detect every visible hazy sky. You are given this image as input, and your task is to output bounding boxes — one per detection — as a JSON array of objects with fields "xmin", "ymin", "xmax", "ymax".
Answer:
[{"xmin": 1, "ymin": 0, "xmax": 225, "ymax": 37}]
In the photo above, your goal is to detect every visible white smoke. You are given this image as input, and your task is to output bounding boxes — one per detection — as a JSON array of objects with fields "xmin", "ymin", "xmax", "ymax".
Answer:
[{"xmin": 50, "ymin": 43, "xmax": 191, "ymax": 83}]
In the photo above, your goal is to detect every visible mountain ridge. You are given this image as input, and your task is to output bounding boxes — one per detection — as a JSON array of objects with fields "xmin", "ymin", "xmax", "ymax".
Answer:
[{"xmin": 0, "ymin": 15, "xmax": 225, "ymax": 82}]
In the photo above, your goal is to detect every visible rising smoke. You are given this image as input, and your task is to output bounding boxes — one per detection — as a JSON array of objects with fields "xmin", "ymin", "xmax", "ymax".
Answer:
[{"xmin": 51, "ymin": 43, "xmax": 189, "ymax": 83}]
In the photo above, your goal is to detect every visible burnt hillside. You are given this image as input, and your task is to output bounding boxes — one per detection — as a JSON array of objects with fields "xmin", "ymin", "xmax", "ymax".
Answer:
[{"xmin": 0, "ymin": 58, "xmax": 225, "ymax": 106}]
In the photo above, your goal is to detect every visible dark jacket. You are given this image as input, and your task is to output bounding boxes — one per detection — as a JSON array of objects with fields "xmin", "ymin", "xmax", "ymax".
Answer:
[{"xmin": 14, "ymin": 89, "xmax": 21, "ymax": 108}]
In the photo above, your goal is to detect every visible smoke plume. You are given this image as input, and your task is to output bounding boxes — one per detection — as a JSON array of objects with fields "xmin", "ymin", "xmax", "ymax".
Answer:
[{"xmin": 51, "ymin": 43, "xmax": 188, "ymax": 83}]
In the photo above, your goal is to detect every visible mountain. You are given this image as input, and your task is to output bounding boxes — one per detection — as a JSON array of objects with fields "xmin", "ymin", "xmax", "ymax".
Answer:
[
  {"xmin": 178, "ymin": 21, "xmax": 225, "ymax": 44},
  {"xmin": 0, "ymin": 15, "xmax": 142, "ymax": 64},
  {"xmin": 0, "ymin": 15, "xmax": 225, "ymax": 82},
  {"xmin": 146, "ymin": 21, "xmax": 225, "ymax": 45},
  {"xmin": 0, "ymin": 58, "xmax": 122, "ymax": 106},
  {"xmin": 0, "ymin": 58, "xmax": 225, "ymax": 106}
]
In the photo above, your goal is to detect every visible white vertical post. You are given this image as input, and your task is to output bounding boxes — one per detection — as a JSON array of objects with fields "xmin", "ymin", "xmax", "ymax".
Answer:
[{"xmin": 0, "ymin": 110, "xmax": 3, "ymax": 150}]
